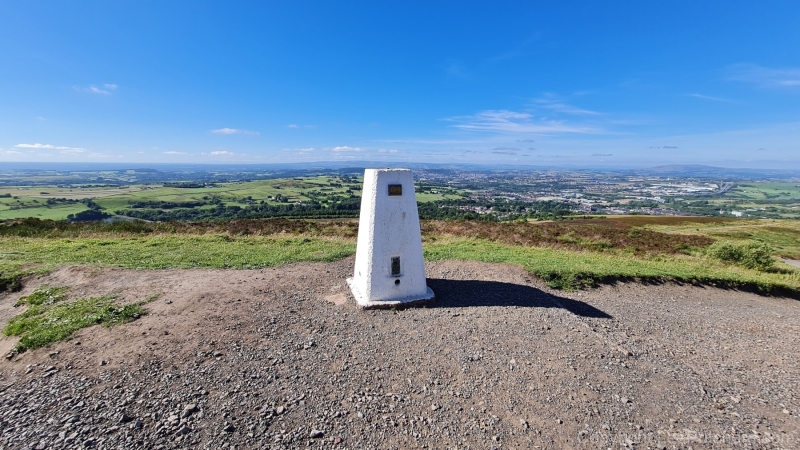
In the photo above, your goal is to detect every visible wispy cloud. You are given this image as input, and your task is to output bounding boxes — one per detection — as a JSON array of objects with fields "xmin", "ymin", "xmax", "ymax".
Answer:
[
  {"xmin": 728, "ymin": 64, "xmax": 800, "ymax": 88},
  {"xmin": 210, "ymin": 150, "xmax": 234, "ymax": 156},
  {"xmin": 211, "ymin": 128, "xmax": 259, "ymax": 135},
  {"xmin": 328, "ymin": 146, "xmax": 364, "ymax": 153},
  {"xmin": 15, "ymin": 143, "xmax": 87, "ymax": 153},
  {"xmin": 443, "ymin": 60, "xmax": 469, "ymax": 79},
  {"xmin": 684, "ymin": 93, "xmax": 733, "ymax": 102},
  {"xmin": 163, "ymin": 151, "xmax": 187, "ymax": 155},
  {"xmin": 533, "ymin": 95, "xmax": 601, "ymax": 116},
  {"xmin": 9, "ymin": 143, "xmax": 118, "ymax": 158},
  {"xmin": 489, "ymin": 33, "xmax": 543, "ymax": 62},
  {"xmin": 285, "ymin": 124, "xmax": 299, "ymax": 129},
  {"xmin": 75, "ymin": 83, "xmax": 118, "ymax": 95},
  {"xmin": 492, "ymin": 147, "xmax": 520, "ymax": 155},
  {"xmin": 378, "ymin": 149, "xmax": 399, "ymax": 153},
  {"xmin": 542, "ymin": 102, "xmax": 601, "ymax": 115},
  {"xmin": 281, "ymin": 147, "xmax": 316, "ymax": 154},
  {"xmin": 591, "ymin": 153, "xmax": 613, "ymax": 157},
  {"xmin": 447, "ymin": 110, "xmax": 600, "ymax": 134}
]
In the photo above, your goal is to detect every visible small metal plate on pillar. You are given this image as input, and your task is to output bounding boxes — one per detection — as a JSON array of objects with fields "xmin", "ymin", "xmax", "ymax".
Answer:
[{"xmin": 391, "ymin": 257, "xmax": 401, "ymax": 276}]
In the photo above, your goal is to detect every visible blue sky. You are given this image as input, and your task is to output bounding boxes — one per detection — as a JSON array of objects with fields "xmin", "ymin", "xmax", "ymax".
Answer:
[{"xmin": 1, "ymin": 1, "xmax": 799, "ymax": 168}]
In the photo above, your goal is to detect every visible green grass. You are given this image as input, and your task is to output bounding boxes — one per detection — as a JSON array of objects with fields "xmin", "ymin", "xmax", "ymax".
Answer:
[
  {"xmin": 4, "ymin": 294, "xmax": 146, "ymax": 352},
  {"xmin": 0, "ymin": 235, "xmax": 355, "ymax": 270},
  {"xmin": 424, "ymin": 238, "xmax": 800, "ymax": 293},
  {"xmin": 14, "ymin": 286, "xmax": 69, "ymax": 307},
  {"xmin": 645, "ymin": 219, "xmax": 800, "ymax": 259},
  {"xmin": 0, "ymin": 260, "xmax": 50, "ymax": 293},
  {"xmin": 1, "ymin": 218, "xmax": 798, "ymax": 300},
  {"xmin": 0, "ymin": 203, "xmax": 90, "ymax": 220}
]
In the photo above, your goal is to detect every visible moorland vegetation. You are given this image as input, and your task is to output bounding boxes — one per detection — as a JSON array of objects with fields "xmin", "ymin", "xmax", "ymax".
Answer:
[{"xmin": 1, "ymin": 216, "xmax": 798, "ymax": 299}]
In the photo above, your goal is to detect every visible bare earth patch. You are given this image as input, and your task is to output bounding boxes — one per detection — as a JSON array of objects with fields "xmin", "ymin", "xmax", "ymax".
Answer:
[
  {"xmin": 782, "ymin": 259, "xmax": 800, "ymax": 269},
  {"xmin": 0, "ymin": 259, "xmax": 798, "ymax": 449}
]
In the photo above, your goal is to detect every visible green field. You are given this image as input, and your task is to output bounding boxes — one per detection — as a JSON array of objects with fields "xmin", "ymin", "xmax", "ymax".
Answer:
[
  {"xmin": 0, "ymin": 176, "xmax": 470, "ymax": 221},
  {"xmin": 0, "ymin": 202, "xmax": 91, "ymax": 220},
  {"xmin": 731, "ymin": 182, "xmax": 800, "ymax": 201},
  {"xmin": 714, "ymin": 181, "xmax": 800, "ymax": 218}
]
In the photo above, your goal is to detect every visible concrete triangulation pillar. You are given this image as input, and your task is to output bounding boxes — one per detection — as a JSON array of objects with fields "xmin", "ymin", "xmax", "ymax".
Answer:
[{"xmin": 347, "ymin": 168, "xmax": 435, "ymax": 309}]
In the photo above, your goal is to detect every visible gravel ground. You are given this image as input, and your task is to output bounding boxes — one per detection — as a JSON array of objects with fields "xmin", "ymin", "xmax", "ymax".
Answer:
[{"xmin": 0, "ymin": 258, "xmax": 798, "ymax": 449}]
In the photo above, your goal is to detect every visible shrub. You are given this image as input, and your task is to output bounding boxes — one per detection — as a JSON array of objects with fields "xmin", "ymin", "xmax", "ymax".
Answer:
[{"xmin": 707, "ymin": 241, "xmax": 775, "ymax": 271}]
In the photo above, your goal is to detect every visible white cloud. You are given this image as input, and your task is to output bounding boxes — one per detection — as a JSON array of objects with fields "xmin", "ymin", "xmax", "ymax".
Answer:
[
  {"xmin": 285, "ymin": 124, "xmax": 299, "ymax": 128},
  {"xmin": 163, "ymin": 151, "xmax": 187, "ymax": 155},
  {"xmin": 447, "ymin": 110, "xmax": 600, "ymax": 134},
  {"xmin": 328, "ymin": 146, "xmax": 364, "ymax": 152},
  {"xmin": 15, "ymin": 143, "xmax": 87, "ymax": 153},
  {"xmin": 210, "ymin": 150, "xmax": 233, "ymax": 155},
  {"xmin": 75, "ymin": 84, "xmax": 118, "ymax": 95},
  {"xmin": 211, "ymin": 128, "xmax": 259, "ymax": 135},
  {"xmin": 728, "ymin": 64, "xmax": 800, "ymax": 88},
  {"xmin": 280, "ymin": 148, "xmax": 316, "ymax": 154},
  {"xmin": 377, "ymin": 149, "xmax": 399, "ymax": 153}
]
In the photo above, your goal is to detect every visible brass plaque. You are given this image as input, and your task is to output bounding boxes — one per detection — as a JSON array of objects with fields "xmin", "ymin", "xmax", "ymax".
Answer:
[{"xmin": 388, "ymin": 184, "xmax": 402, "ymax": 196}]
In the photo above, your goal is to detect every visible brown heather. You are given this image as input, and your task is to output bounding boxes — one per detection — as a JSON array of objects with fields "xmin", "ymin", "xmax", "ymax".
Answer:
[{"xmin": 421, "ymin": 219, "xmax": 714, "ymax": 254}]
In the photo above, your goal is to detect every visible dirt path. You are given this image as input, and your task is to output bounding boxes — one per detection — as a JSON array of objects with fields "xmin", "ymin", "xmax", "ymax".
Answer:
[
  {"xmin": 782, "ymin": 259, "xmax": 800, "ymax": 269},
  {"xmin": 0, "ymin": 259, "xmax": 798, "ymax": 449}
]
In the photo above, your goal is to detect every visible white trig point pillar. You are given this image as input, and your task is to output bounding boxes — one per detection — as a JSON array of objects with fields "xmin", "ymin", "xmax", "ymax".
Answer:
[{"xmin": 347, "ymin": 168, "xmax": 434, "ymax": 309}]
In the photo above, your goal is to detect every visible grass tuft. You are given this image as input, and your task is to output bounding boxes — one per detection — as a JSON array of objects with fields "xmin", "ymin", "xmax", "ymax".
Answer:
[
  {"xmin": 3, "ymin": 295, "xmax": 147, "ymax": 352},
  {"xmin": 14, "ymin": 286, "xmax": 69, "ymax": 307}
]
